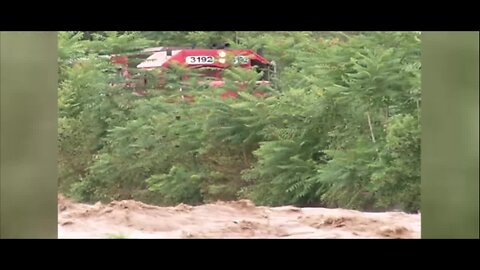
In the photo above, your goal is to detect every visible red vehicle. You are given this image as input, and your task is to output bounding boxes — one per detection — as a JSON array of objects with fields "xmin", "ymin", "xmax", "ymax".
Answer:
[{"xmin": 110, "ymin": 44, "xmax": 276, "ymax": 100}]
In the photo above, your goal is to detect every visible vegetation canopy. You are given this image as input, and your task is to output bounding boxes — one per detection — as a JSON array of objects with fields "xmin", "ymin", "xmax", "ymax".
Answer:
[{"xmin": 58, "ymin": 31, "xmax": 421, "ymax": 213}]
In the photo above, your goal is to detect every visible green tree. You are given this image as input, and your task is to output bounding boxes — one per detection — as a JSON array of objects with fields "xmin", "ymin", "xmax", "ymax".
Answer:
[{"xmin": 58, "ymin": 31, "xmax": 421, "ymax": 212}]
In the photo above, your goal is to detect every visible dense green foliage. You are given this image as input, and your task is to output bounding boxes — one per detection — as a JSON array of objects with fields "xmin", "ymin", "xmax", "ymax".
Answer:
[{"xmin": 58, "ymin": 31, "xmax": 421, "ymax": 212}]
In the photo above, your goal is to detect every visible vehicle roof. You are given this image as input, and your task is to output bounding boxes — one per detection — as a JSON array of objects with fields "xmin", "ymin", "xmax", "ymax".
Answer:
[{"xmin": 136, "ymin": 48, "xmax": 271, "ymax": 69}]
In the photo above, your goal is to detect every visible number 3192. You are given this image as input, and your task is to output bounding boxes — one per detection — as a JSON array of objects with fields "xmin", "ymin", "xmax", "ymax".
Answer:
[{"xmin": 186, "ymin": 56, "xmax": 215, "ymax": 64}]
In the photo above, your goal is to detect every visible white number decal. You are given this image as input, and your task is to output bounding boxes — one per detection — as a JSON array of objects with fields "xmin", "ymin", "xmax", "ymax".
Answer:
[{"xmin": 186, "ymin": 56, "xmax": 215, "ymax": 64}]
